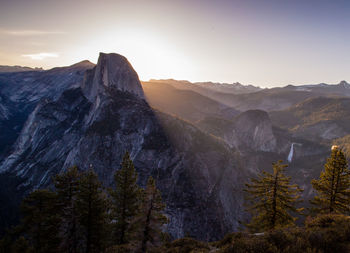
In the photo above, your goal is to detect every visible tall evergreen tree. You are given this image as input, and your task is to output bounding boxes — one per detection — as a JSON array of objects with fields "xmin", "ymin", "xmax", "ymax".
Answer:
[
  {"xmin": 136, "ymin": 177, "xmax": 167, "ymax": 253},
  {"xmin": 53, "ymin": 166, "xmax": 82, "ymax": 253},
  {"xmin": 20, "ymin": 189, "xmax": 60, "ymax": 253},
  {"xmin": 11, "ymin": 236, "xmax": 32, "ymax": 253},
  {"xmin": 76, "ymin": 169, "xmax": 108, "ymax": 253},
  {"xmin": 244, "ymin": 160, "xmax": 303, "ymax": 232},
  {"xmin": 311, "ymin": 146, "xmax": 350, "ymax": 214},
  {"xmin": 110, "ymin": 151, "xmax": 142, "ymax": 245}
]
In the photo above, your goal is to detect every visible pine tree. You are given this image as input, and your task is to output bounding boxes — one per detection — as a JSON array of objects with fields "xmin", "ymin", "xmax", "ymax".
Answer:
[
  {"xmin": 311, "ymin": 146, "xmax": 350, "ymax": 214},
  {"xmin": 110, "ymin": 151, "xmax": 142, "ymax": 245},
  {"xmin": 11, "ymin": 236, "xmax": 32, "ymax": 253},
  {"xmin": 53, "ymin": 166, "xmax": 82, "ymax": 253},
  {"xmin": 136, "ymin": 176, "xmax": 167, "ymax": 253},
  {"xmin": 76, "ymin": 169, "xmax": 108, "ymax": 253},
  {"xmin": 20, "ymin": 189, "xmax": 60, "ymax": 253},
  {"xmin": 244, "ymin": 160, "xmax": 303, "ymax": 232}
]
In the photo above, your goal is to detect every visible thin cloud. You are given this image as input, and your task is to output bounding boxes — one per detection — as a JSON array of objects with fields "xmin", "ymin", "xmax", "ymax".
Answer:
[
  {"xmin": 0, "ymin": 29, "xmax": 65, "ymax": 36},
  {"xmin": 22, "ymin": 53, "xmax": 59, "ymax": 60}
]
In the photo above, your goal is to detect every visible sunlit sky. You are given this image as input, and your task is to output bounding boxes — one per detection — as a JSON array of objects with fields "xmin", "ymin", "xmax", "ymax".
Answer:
[{"xmin": 1, "ymin": 0, "xmax": 350, "ymax": 87}]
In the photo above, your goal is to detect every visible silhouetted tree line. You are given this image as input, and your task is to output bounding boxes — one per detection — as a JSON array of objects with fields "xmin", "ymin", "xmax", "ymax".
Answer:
[
  {"xmin": 2, "ymin": 147, "xmax": 350, "ymax": 252},
  {"xmin": 244, "ymin": 145, "xmax": 350, "ymax": 232},
  {"xmin": 0, "ymin": 152, "xmax": 167, "ymax": 253}
]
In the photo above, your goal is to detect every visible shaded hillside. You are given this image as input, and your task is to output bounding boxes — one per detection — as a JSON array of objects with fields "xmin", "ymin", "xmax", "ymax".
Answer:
[
  {"xmin": 142, "ymin": 80, "xmax": 239, "ymax": 122},
  {"xmin": 0, "ymin": 53, "xmax": 246, "ymax": 240},
  {"xmin": 150, "ymin": 80, "xmax": 317, "ymax": 112},
  {"xmin": 197, "ymin": 110, "xmax": 276, "ymax": 152},
  {"xmin": 0, "ymin": 55, "xmax": 347, "ymax": 241},
  {"xmin": 270, "ymin": 97, "xmax": 350, "ymax": 141},
  {"xmin": 205, "ymin": 88, "xmax": 321, "ymax": 112},
  {"xmin": 0, "ymin": 61, "xmax": 95, "ymax": 157},
  {"xmin": 197, "ymin": 109, "xmax": 330, "ymax": 204}
]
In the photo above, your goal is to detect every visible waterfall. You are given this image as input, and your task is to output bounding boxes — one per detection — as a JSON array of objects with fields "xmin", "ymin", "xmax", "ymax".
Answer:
[{"xmin": 287, "ymin": 143, "xmax": 295, "ymax": 163}]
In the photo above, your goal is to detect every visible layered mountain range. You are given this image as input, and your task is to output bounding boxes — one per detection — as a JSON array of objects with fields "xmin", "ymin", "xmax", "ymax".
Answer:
[
  {"xmin": 0, "ymin": 65, "xmax": 44, "ymax": 73},
  {"xmin": 0, "ymin": 53, "xmax": 349, "ymax": 240}
]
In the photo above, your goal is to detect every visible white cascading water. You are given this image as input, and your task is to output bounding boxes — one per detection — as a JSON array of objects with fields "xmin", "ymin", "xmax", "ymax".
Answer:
[{"xmin": 287, "ymin": 143, "xmax": 295, "ymax": 163}]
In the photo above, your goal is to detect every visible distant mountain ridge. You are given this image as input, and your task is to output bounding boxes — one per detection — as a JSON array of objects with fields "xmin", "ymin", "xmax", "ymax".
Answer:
[
  {"xmin": 0, "ymin": 56, "xmax": 349, "ymax": 241},
  {"xmin": 0, "ymin": 65, "xmax": 44, "ymax": 73},
  {"xmin": 148, "ymin": 79, "xmax": 262, "ymax": 94},
  {"xmin": 0, "ymin": 61, "xmax": 95, "ymax": 73},
  {"xmin": 282, "ymin": 80, "xmax": 350, "ymax": 95},
  {"xmin": 142, "ymin": 80, "xmax": 239, "ymax": 122},
  {"xmin": 147, "ymin": 79, "xmax": 350, "ymax": 112},
  {"xmin": 148, "ymin": 79, "xmax": 350, "ymax": 95}
]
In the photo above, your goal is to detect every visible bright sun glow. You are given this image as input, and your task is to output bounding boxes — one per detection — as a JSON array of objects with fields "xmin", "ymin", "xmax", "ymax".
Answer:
[{"xmin": 73, "ymin": 28, "xmax": 197, "ymax": 81}]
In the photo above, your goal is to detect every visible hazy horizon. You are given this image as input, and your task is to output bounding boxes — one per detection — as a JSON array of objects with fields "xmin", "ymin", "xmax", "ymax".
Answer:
[{"xmin": 1, "ymin": 0, "xmax": 350, "ymax": 87}]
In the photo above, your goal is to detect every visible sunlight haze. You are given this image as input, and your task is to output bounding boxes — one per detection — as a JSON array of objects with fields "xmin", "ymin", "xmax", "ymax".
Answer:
[{"xmin": 1, "ymin": 0, "xmax": 349, "ymax": 87}]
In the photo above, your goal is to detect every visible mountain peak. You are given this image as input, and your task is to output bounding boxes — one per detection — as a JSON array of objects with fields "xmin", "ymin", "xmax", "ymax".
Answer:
[
  {"xmin": 82, "ymin": 52, "xmax": 144, "ymax": 101},
  {"xmin": 234, "ymin": 110, "xmax": 276, "ymax": 152},
  {"xmin": 69, "ymin": 60, "xmax": 95, "ymax": 69},
  {"xmin": 339, "ymin": 80, "xmax": 349, "ymax": 87}
]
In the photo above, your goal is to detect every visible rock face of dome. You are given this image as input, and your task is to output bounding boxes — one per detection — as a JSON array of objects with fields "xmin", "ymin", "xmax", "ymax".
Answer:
[
  {"xmin": 0, "ymin": 52, "xmax": 246, "ymax": 241},
  {"xmin": 82, "ymin": 53, "xmax": 144, "ymax": 102}
]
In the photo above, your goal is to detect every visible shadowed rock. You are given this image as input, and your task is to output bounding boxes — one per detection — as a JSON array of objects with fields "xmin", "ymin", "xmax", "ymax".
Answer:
[{"xmin": 82, "ymin": 53, "xmax": 144, "ymax": 102}]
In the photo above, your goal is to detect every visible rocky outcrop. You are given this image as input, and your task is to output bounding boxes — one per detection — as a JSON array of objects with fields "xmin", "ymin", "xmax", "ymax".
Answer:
[
  {"xmin": 0, "ymin": 53, "xmax": 246, "ymax": 241},
  {"xmin": 234, "ymin": 110, "xmax": 277, "ymax": 152},
  {"xmin": 2, "ymin": 53, "xmax": 340, "ymax": 241},
  {"xmin": 82, "ymin": 53, "xmax": 144, "ymax": 102},
  {"xmin": 0, "ymin": 61, "xmax": 94, "ymax": 157},
  {"xmin": 197, "ymin": 110, "xmax": 277, "ymax": 153}
]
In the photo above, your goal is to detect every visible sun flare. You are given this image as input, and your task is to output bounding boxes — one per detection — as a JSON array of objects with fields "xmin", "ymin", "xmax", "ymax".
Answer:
[{"xmin": 74, "ymin": 28, "xmax": 196, "ymax": 81}]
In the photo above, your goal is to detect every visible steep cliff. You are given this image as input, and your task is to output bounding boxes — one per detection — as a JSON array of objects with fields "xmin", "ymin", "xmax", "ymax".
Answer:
[
  {"xmin": 82, "ymin": 53, "xmax": 144, "ymax": 102},
  {"xmin": 197, "ymin": 110, "xmax": 277, "ymax": 152},
  {"xmin": 0, "ymin": 61, "xmax": 95, "ymax": 157},
  {"xmin": 0, "ymin": 53, "xmax": 246, "ymax": 240}
]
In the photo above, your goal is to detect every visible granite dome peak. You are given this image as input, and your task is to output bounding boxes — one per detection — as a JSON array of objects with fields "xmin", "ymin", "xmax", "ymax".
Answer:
[{"xmin": 82, "ymin": 52, "xmax": 145, "ymax": 102}]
